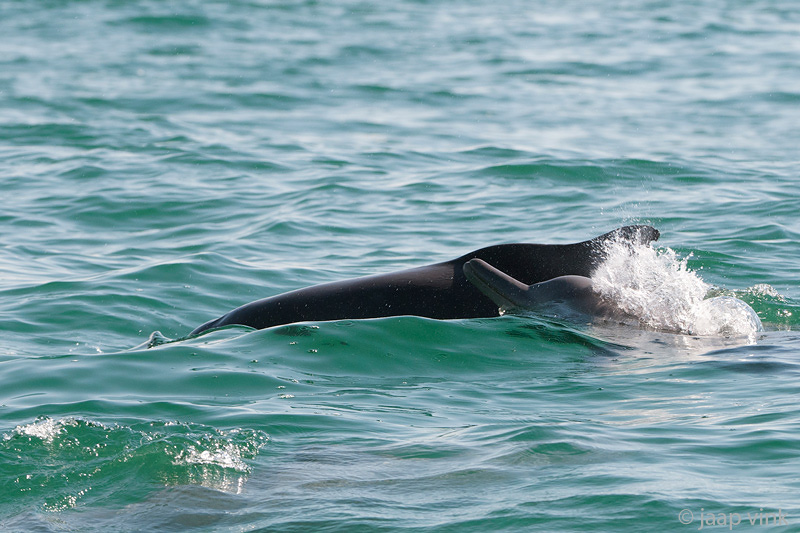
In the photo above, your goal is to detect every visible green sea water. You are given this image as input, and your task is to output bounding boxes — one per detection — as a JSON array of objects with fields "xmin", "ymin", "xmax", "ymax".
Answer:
[{"xmin": 2, "ymin": 0, "xmax": 800, "ymax": 531}]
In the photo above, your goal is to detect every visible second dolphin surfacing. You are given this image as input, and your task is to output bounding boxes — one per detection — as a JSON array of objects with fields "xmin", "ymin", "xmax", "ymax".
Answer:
[{"xmin": 462, "ymin": 258, "xmax": 624, "ymax": 321}]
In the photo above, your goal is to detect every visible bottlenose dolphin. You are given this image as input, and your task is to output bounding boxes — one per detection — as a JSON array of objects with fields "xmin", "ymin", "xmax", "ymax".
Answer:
[
  {"xmin": 190, "ymin": 225, "xmax": 659, "ymax": 335},
  {"xmin": 463, "ymin": 258, "xmax": 622, "ymax": 319}
]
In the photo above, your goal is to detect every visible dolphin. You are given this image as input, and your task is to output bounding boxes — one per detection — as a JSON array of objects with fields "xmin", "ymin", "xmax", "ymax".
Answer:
[
  {"xmin": 190, "ymin": 225, "xmax": 659, "ymax": 335},
  {"xmin": 463, "ymin": 258, "xmax": 622, "ymax": 320}
]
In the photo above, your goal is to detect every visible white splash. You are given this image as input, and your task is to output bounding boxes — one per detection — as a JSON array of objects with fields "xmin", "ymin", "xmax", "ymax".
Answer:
[
  {"xmin": 14, "ymin": 417, "xmax": 69, "ymax": 443},
  {"xmin": 592, "ymin": 236, "xmax": 762, "ymax": 338},
  {"xmin": 177, "ymin": 442, "xmax": 249, "ymax": 472}
]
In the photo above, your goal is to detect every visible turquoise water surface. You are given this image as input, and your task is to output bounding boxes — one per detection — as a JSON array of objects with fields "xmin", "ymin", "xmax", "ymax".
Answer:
[{"xmin": 2, "ymin": 1, "xmax": 800, "ymax": 531}]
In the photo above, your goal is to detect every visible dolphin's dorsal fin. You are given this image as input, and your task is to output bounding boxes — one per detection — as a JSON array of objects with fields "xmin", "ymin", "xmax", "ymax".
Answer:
[
  {"xmin": 463, "ymin": 258, "xmax": 531, "ymax": 310},
  {"xmin": 464, "ymin": 258, "xmax": 599, "ymax": 315}
]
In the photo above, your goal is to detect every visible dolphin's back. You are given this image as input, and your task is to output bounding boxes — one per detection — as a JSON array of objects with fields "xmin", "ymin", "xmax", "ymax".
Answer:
[{"xmin": 190, "ymin": 225, "xmax": 659, "ymax": 334}]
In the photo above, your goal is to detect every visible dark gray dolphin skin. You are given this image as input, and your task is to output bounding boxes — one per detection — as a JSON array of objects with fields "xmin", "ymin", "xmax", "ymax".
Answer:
[
  {"xmin": 463, "ymin": 258, "xmax": 621, "ymax": 319},
  {"xmin": 190, "ymin": 225, "xmax": 659, "ymax": 335}
]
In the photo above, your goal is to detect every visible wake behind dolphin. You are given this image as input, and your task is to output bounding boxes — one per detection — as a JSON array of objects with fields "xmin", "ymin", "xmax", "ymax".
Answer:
[{"xmin": 190, "ymin": 225, "xmax": 659, "ymax": 335}]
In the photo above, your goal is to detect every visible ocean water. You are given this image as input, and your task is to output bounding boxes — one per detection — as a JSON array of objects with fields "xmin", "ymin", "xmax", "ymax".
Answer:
[{"xmin": 2, "ymin": 0, "xmax": 800, "ymax": 531}]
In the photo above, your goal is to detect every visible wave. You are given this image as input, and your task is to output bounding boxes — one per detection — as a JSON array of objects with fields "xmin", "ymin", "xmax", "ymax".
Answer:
[{"xmin": 0, "ymin": 417, "xmax": 268, "ymax": 514}]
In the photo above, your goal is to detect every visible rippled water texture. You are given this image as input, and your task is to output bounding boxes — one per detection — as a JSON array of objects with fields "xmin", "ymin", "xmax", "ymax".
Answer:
[{"xmin": 2, "ymin": 0, "xmax": 800, "ymax": 531}]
